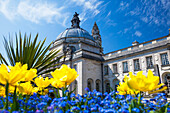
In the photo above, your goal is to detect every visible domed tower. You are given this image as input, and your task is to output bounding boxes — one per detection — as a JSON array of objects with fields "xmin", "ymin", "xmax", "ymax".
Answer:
[
  {"xmin": 92, "ymin": 22, "xmax": 103, "ymax": 53},
  {"xmin": 50, "ymin": 12, "xmax": 103, "ymax": 95}
]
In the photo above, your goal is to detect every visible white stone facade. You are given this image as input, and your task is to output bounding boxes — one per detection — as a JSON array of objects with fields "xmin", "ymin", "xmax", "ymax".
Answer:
[{"xmin": 50, "ymin": 13, "xmax": 170, "ymax": 96}]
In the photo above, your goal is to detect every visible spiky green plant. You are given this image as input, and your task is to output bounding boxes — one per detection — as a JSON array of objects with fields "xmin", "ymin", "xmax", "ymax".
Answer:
[{"xmin": 0, "ymin": 32, "xmax": 61, "ymax": 75}]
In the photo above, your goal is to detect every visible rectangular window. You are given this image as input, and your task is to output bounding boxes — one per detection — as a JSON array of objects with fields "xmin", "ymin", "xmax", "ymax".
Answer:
[
  {"xmin": 113, "ymin": 64, "xmax": 118, "ymax": 73},
  {"xmin": 73, "ymin": 64, "xmax": 77, "ymax": 72},
  {"xmin": 104, "ymin": 65, "xmax": 108, "ymax": 75},
  {"xmin": 146, "ymin": 56, "xmax": 153, "ymax": 68},
  {"xmin": 123, "ymin": 61, "xmax": 128, "ymax": 72},
  {"xmin": 161, "ymin": 53, "xmax": 169, "ymax": 65},
  {"xmin": 134, "ymin": 59, "xmax": 140, "ymax": 71}
]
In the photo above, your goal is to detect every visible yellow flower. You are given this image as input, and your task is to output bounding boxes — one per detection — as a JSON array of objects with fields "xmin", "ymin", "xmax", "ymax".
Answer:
[
  {"xmin": 51, "ymin": 64, "xmax": 79, "ymax": 88},
  {"xmin": 34, "ymin": 76, "xmax": 51, "ymax": 88},
  {"xmin": 39, "ymin": 88, "xmax": 49, "ymax": 95},
  {"xmin": 0, "ymin": 63, "xmax": 27, "ymax": 85},
  {"xmin": 22, "ymin": 69, "xmax": 37, "ymax": 81},
  {"xmin": 127, "ymin": 70, "xmax": 167, "ymax": 93},
  {"xmin": 51, "ymin": 78, "xmax": 65, "ymax": 88},
  {"xmin": 117, "ymin": 75, "xmax": 139, "ymax": 95},
  {"xmin": 0, "ymin": 86, "xmax": 5, "ymax": 97},
  {"xmin": 0, "ymin": 62, "xmax": 37, "ymax": 86},
  {"xmin": 19, "ymin": 81, "xmax": 38, "ymax": 95}
]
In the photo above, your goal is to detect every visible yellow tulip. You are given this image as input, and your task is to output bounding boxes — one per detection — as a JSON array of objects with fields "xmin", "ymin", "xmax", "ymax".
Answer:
[
  {"xmin": 22, "ymin": 69, "xmax": 37, "ymax": 81},
  {"xmin": 19, "ymin": 81, "xmax": 38, "ymax": 95},
  {"xmin": 0, "ymin": 63, "xmax": 27, "ymax": 85},
  {"xmin": 51, "ymin": 64, "xmax": 79, "ymax": 88},
  {"xmin": 127, "ymin": 70, "xmax": 167, "ymax": 93},
  {"xmin": 0, "ymin": 62, "xmax": 37, "ymax": 86},
  {"xmin": 117, "ymin": 75, "xmax": 139, "ymax": 95},
  {"xmin": 39, "ymin": 88, "xmax": 49, "ymax": 95},
  {"xmin": 34, "ymin": 76, "xmax": 51, "ymax": 88},
  {"xmin": 0, "ymin": 86, "xmax": 5, "ymax": 97},
  {"xmin": 51, "ymin": 78, "xmax": 65, "ymax": 88}
]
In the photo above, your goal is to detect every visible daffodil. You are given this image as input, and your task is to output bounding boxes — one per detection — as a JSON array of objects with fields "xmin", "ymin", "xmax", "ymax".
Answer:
[
  {"xmin": 34, "ymin": 76, "xmax": 51, "ymax": 88},
  {"xmin": 19, "ymin": 81, "xmax": 38, "ymax": 95},
  {"xmin": 51, "ymin": 64, "xmax": 79, "ymax": 88},
  {"xmin": 127, "ymin": 70, "xmax": 167, "ymax": 93}
]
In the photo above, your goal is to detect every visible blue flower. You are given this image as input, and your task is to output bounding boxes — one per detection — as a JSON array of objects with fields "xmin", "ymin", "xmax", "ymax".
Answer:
[
  {"xmin": 167, "ymin": 107, "xmax": 170, "ymax": 112},
  {"xmin": 83, "ymin": 110, "xmax": 89, "ymax": 113},
  {"xmin": 118, "ymin": 108, "xmax": 129, "ymax": 113},
  {"xmin": 70, "ymin": 93, "xmax": 75, "ymax": 98},
  {"xmin": 132, "ymin": 108, "xmax": 140, "ymax": 113},
  {"xmin": 71, "ymin": 106, "xmax": 80, "ymax": 111},
  {"xmin": 105, "ymin": 109, "xmax": 117, "ymax": 113},
  {"xmin": 85, "ymin": 87, "xmax": 90, "ymax": 92}
]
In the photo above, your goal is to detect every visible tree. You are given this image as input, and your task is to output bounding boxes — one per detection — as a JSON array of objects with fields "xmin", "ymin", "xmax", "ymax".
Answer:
[{"xmin": 0, "ymin": 32, "xmax": 61, "ymax": 75}]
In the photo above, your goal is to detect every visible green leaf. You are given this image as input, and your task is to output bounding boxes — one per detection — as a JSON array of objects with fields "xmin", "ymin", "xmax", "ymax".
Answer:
[{"xmin": 0, "ymin": 32, "xmax": 61, "ymax": 75}]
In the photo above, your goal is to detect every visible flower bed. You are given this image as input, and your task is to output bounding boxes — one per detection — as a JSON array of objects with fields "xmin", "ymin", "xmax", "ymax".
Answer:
[{"xmin": 0, "ymin": 63, "xmax": 169, "ymax": 113}]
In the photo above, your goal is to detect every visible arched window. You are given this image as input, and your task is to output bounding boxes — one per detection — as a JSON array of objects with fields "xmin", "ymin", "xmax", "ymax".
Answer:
[
  {"xmin": 105, "ymin": 80, "xmax": 110, "ymax": 93},
  {"xmin": 87, "ymin": 78, "xmax": 94, "ymax": 92},
  {"xmin": 113, "ymin": 79, "xmax": 120, "ymax": 92},
  {"xmin": 96, "ymin": 79, "xmax": 101, "ymax": 92}
]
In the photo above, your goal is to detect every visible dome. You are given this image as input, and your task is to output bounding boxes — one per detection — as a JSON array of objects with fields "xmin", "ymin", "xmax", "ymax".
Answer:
[
  {"xmin": 56, "ymin": 12, "xmax": 95, "ymax": 41},
  {"xmin": 56, "ymin": 28, "xmax": 95, "ymax": 41}
]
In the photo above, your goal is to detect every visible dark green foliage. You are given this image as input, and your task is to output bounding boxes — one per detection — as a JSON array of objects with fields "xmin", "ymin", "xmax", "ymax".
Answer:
[{"xmin": 0, "ymin": 32, "xmax": 61, "ymax": 75}]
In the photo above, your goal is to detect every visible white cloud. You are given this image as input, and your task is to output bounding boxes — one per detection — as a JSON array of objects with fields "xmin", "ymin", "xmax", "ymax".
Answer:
[
  {"xmin": 117, "ymin": 1, "xmax": 129, "ymax": 11},
  {"xmin": 106, "ymin": 11, "xmax": 111, "ymax": 17},
  {"xmin": 17, "ymin": 1, "xmax": 68, "ymax": 25},
  {"xmin": 69, "ymin": 0, "xmax": 104, "ymax": 23},
  {"xmin": 135, "ymin": 31, "xmax": 142, "ymax": 37},
  {"xmin": 0, "ymin": 0, "xmax": 17, "ymax": 20},
  {"xmin": 141, "ymin": 17, "xmax": 148, "ymax": 23},
  {"xmin": 0, "ymin": 0, "xmax": 106, "ymax": 26},
  {"xmin": 0, "ymin": 0, "xmax": 70, "ymax": 26}
]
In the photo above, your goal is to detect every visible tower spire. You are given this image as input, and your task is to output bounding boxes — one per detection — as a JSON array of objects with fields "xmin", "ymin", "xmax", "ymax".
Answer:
[
  {"xmin": 71, "ymin": 12, "xmax": 80, "ymax": 28},
  {"xmin": 92, "ymin": 22, "xmax": 101, "ymax": 46},
  {"xmin": 92, "ymin": 22, "xmax": 100, "ymax": 36}
]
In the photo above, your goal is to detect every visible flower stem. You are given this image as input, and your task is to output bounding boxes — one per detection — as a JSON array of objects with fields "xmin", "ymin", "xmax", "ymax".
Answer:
[
  {"xmin": 5, "ymin": 82, "xmax": 9, "ymax": 110},
  {"xmin": 138, "ymin": 91, "xmax": 141, "ymax": 105}
]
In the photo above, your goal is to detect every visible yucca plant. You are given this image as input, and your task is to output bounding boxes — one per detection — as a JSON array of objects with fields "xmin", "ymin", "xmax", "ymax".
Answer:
[{"xmin": 0, "ymin": 32, "xmax": 61, "ymax": 75}]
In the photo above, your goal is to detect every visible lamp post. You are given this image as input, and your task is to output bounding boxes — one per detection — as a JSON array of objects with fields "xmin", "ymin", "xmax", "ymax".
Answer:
[{"xmin": 63, "ymin": 44, "xmax": 75, "ymax": 91}]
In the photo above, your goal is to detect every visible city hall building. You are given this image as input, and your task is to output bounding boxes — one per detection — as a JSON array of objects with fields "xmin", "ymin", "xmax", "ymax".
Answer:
[{"xmin": 49, "ymin": 13, "xmax": 170, "ymax": 96}]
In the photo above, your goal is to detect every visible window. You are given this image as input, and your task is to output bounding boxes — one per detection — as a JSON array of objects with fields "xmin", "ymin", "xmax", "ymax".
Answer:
[
  {"xmin": 104, "ymin": 65, "xmax": 108, "ymax": 75},
  {"xmin": 134, "ymin": 59, "xmax": 140, "ymax": 71},
  {"xmin": 87, "ymin": 78, "xmax": 93, "ymax": 92},
  {"xmin": 106, "ymin": 82, "xmax": 110, "ymax": 93},
  {"xmin": 96, "ymin": 80, "xmax": 101, "ymax": 92},
  {"xmin": 96, "ymin": 83, "xmax": 99, "ymax": 91},
  {"xmin": 88, "ymin": 81, "xmax": 92, "ymax": 91},
  {"xmin": 161, "ymin": 53, "xmax": 169, "ymax": 65},
  {"xmin": 113, "ymin": 64, "xmax": 118, "ymax": 73},
  {"xmin": 73, "ymin": 64, "xmax": 77, "ymax": 72},
  {"xmin": 146, "ymin": 56, "xmax": 153, "ymax": 68},
  {"xmin": 123, "ymin": 61, "xmax": 128, "ymax": 72}
]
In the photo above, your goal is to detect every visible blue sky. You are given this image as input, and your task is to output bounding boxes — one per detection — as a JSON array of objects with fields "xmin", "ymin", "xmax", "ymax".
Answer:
[{"xmin": 0, "ymin": 0, "xmax": 170, "ymax": 57}]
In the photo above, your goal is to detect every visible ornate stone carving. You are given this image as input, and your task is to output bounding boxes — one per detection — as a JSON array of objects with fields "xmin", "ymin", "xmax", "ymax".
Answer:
[{"xmin": 71, "ymin": 12, "xmax": 80, "ymax": 28}]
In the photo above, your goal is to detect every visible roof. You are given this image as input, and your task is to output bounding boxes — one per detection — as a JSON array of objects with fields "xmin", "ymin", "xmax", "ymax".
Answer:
[{"xmin": 56, "ymin": 28, "xmax": 95, "ymax": 41}]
